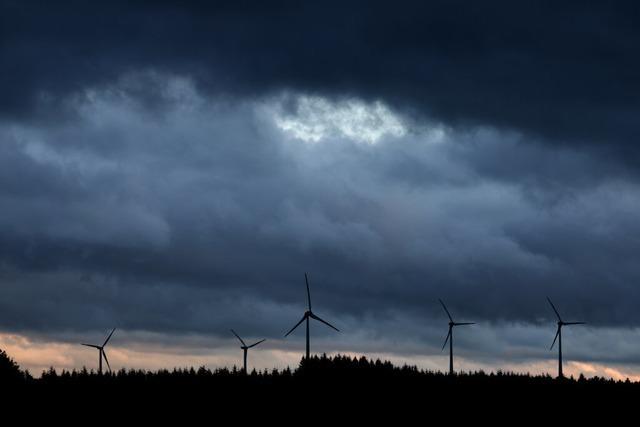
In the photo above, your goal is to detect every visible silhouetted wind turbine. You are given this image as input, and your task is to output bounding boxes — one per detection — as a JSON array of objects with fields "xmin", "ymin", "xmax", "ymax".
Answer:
[
  {"xmin": 547, "ymin": 297, "xmax": 585, "ymax": 378},
  {"xmin": 81, "ymin": 328, "xmax": 116, "ymax": 375},
  {"xmin": 284, "ymin": 273, "xmax": 339, "ymax": 360},
  {"xmin": 230, "ymin": 329, "xmax": 265, "ymax": 374},
  {"xmin": 439, "ymin": 299, "xmax": 474, "ymax": 375}
]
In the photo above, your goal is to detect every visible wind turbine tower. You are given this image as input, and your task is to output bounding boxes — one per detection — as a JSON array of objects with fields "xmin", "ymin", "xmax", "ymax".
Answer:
[
  {"xmin": 547, "ymin": 297, "xmax": 585, "ymax": 378},
  {"xmin": 439, "ymin": 300, "xmax": 474, "ymax": 375},
  {"xmin": 284, "ymin": 273, "xmax": 339, "ymax": 360},
  {"xmin": 230, "ymin": 329, "xmax": 265, "ymax": 374},
  {"xmin": 81, "ymin": 328, "xmax": 116, "ymax": 375}
]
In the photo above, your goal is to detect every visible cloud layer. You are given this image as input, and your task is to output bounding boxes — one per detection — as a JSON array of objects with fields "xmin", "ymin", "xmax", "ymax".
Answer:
[
  {"xmin": 3, "ymin": 2, "xmax": 640, "ymax": 154},
  {"xmin": 1, "ymin": 74, "xmax": 639, "ymax": 334}
]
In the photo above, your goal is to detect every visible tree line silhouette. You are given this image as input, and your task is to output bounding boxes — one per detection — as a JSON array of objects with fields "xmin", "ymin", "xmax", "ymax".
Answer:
[
  {"xmin": 3, "ymin": 349, "xmax": 637, "ymax": 389},
  {"xmin": 4, "ymin": 347, "xmax": 639, "ymax": 415}
]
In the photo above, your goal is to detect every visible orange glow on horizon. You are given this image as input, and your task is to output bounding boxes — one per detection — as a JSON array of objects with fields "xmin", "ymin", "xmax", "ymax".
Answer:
[{"xmin": 1, "ymin": 332, "xmax": 639, "ymax": 381}]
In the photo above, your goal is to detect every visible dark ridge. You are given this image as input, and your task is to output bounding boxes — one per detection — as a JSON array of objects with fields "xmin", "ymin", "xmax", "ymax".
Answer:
[
  {"xmin": 7, "ymin": 351, "xmax": 638, "ymax": 388},
  {"xmin": 3, "ymin": 349, "xmax": 637, "ymax": 418}
]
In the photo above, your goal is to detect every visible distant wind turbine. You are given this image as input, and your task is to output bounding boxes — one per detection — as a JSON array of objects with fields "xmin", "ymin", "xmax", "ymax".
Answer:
[
  {"xmin": 547, "ymin": 297, "xmax": 585, "ymax": 378},
  {"xmin": 81, "ymin": 328, "xmax": 116, "ymax": 375},
  {"xmin": 439, "ymin": 299, "xmax": 474, "ymax": 375},
  {"xmin": 230, "ymin": 329, "xmax": 265, "ymax": 374},
  {"xmin": 284, "ymin": 273, "xmax": 339, "ymax": 360}
]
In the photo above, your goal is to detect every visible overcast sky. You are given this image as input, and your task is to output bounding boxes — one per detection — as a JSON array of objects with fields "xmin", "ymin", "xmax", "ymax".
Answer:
[{"xmin": 2, "ymin": 1, "xmax": 640, "ymax": 378}]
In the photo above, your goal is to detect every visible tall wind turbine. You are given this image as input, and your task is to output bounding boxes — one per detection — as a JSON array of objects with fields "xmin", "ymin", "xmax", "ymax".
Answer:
[
  {"xmin": 439, "ymin": 299, "xmax": 474, "ymax": 375},
  {"xmin": 284, "ymin": 273, "xmax": 339, "ymax": 360},
  {"xmin": 81, "ymin": 328, "xmax": 116, "ymax": 375},
  {"xmin": 230, "ymin": 329, "xmax": 265, "ymax": 374},
  {"xmin": 547, "ymin": 297, "xmax": 585, "ymax": 378}
]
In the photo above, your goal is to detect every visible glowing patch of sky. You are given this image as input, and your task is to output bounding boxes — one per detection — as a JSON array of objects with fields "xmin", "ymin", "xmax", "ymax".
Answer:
[
  {"xmin": 4, "ymin": 330, "xmax": 640, "ymax": 381},
  {"xmin": 271, "ymin": 95, "xmax": 406, "ymax": 144}
]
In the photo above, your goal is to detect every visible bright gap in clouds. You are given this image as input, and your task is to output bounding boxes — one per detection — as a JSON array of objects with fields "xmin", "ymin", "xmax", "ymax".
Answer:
[{"xmin": 270, "ymin": 95, "xmax": 407, "ymax": 144}]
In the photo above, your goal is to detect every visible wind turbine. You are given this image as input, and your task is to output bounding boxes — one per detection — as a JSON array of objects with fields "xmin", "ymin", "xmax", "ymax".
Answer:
[
  {"xmin": 284, "ymin": 273, "xmax": 339, "ymax": 360},
  {"xmin": 547, "ymin": 297, "xmax": 585, "ymax": 378},
  {"xmin": 81, "ymin": 328, "xmax": 116, "ymax": 375},
  {"xmin": 230, "ymin": 329, "xmax": 265, "ymax": 374},
  {"xmin": 439, "ymin": 299, "xmax": 474, "ymax": 375}
]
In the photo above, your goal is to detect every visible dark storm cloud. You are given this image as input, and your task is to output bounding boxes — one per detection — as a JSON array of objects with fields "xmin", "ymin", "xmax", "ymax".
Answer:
[
  {"xmin": 2, "ymin": 1, "xmax": 640, "ymax": 156},
  {"xmin": 0, "ymin": 80, "xmax": 639, "ymax": 344}
]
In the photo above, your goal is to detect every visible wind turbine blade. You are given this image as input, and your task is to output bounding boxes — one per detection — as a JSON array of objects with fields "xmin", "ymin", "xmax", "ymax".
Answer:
[
  {"xmin": 454, "ymin": 322, "xmax": 475, "ymax": 326},
  {"xmin": 284, "ymin": 314, "xmax": 307, "ymax": 337},
  {"xmin": 230, "ymin": 329, "xmax": 246, "ymax": 346},
  {"xmin": 546, "ymin": 297, "xmax": 562, "ymax": 322},
  {"xmin": 248, "ymin": 339, "xmax": 266, "ymax": 348},
  {"xmin": 550, "ymin": 326, "xmax": 560, "ymax": 350},
  {"xmin": 305, "ymin": 273, "xmax": 312, "ymax": 311},
  {"xmin": 441, "ymin": 330, "xmax": 451, "ymax": 350},
  {"xmin": 81, "ymin": 344, "xmax": 100, "ymax": 349},
  {"xmin": 102, "ymin": 328, "xmax": 116, "ymax": 347},
  {"xmin": 310, "ymin": 313, "xmax": 339, "ymax": 332},
  {"xmin": 439, "ymin": 299, "xmax": 453, "ymax": 322},
  {"xmin": 564, "ymin": 322, "xmax": 586, "ymax": 325},
  {"xmin": 101, "ymin": 349, "xmax": 112, "ymax": 373}
]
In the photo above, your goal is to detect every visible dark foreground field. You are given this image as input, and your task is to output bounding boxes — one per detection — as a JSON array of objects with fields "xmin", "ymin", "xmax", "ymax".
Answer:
[{"xmin": 1, "ymin": 349, "xmax": 637, "ymax": 421}]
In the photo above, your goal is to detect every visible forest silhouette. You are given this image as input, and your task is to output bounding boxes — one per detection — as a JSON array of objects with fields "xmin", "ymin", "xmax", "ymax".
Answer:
[
  {"xmin": 3, "ymin": 348, "xmax": 639, "ymax": 423},
  {"xmin": 3, "ymin": 348, "xmax": 637, "ymax": 398}
]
